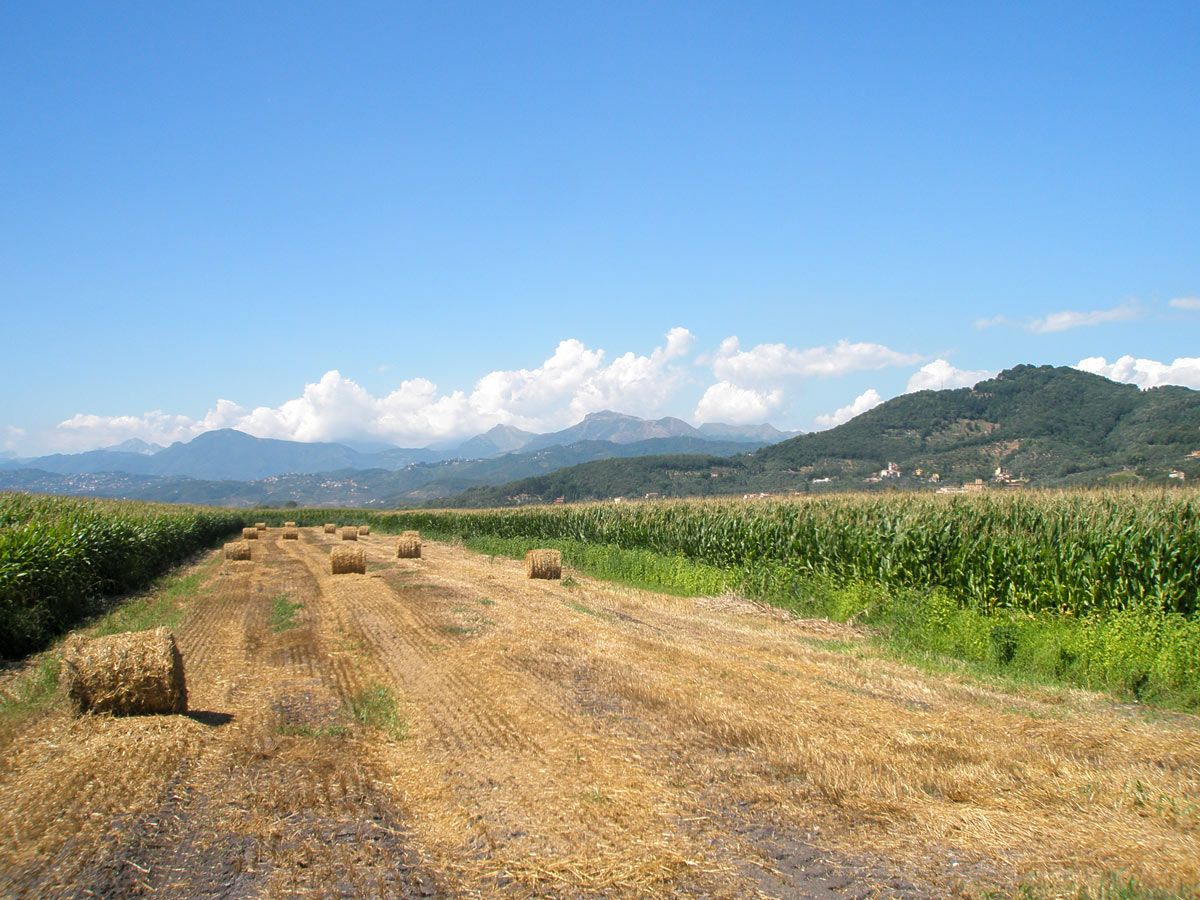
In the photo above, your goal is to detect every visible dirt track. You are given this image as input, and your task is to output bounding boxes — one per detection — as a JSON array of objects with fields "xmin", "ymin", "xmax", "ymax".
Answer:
[{"xmin": 1, "ymin": 529, "xmax": 1198, "ymax": 899}]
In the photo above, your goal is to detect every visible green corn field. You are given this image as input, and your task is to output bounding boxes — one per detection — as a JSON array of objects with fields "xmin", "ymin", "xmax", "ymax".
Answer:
[
  {"xmin": 369, "ymin": 489, "xmax": 1200, "ymax": 619},
  {"xmin": 0, "ymin": 493, "xmax": 244, "ymax": 656},
  {"xmin": 4, "ymin": 488, "xmax": 1197, "ymax": 678}
]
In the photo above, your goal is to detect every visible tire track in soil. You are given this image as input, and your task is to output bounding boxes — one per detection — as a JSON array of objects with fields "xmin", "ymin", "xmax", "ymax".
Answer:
[
  {"xmin": 321, "ymin": 535, "xmax": 926, "ymax": 898},
  {"xmin": 285, "ymin": 534, "xmax": 726, "ymax": 899},
  {"xmin": 394, "ymin": 541, "xmax": 1200, "ymax": 900},
  {"xmin": 285, "ymin": 536, "xmax": 545, "ymax": 757},
  {"xmin": 350, "ymin": 538, "xmax": 946, "ymax": 900},
  {"xmin": 0, "ymin": 531, "xmax": 447, "ymax": 900}
]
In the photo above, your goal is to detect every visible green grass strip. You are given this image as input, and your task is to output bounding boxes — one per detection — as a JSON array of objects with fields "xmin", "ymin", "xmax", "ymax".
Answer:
[
  {"xmin": 350, "ymin": 682, "xmax": 407, "ymax": 739},
  {"xmin": 268, "ymin": 593, "xmax": 304, "ymax": 632},
  {"xmin": 457, "ymin": 534, "xmax": 1200, "ymax": 712},
  {"xmin": 988, "ymin": 872, "xmax": 1194, "ymax": 899}
]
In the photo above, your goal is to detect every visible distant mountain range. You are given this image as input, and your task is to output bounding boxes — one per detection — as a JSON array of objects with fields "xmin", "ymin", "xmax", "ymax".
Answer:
[
  {"xmin": 1, "ymin": 412, "xmax": 792, "ymax": 482},
  {"xmin": 434, "ymin": 365, "xmax": 1200, "ymax": 506},
  {"xmin": 0, "ymin": 436, "xmax": 766, "ymax": 507},
  {"xmin": 0, "ymin": 412, "xmax": 792, "ymax": 505},
  {"xmin": 102, "ymin": 438, "xmax": 164, "ymax": 455},
  {"xmin": 2, "ymin": 430, "xmax": 441, "ymax": 481},
  {"xmin": 8, "ymin": 366, "xmax": 1193, "ymax": 508}
]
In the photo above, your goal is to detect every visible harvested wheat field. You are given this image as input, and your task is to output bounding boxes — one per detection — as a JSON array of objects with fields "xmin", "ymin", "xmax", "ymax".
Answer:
[{"xmin": 1, "ymin": 527, "xmax": 1197, "ymax": 900}]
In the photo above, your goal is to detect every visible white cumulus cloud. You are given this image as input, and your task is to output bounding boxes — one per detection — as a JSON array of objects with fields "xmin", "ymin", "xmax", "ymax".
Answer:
[
  {"xmin": 39, "ymin": 329, "xmax": 699, "ymax": 452},
  {"xmin": 24, "ymin": 328, "xmax": 950, "ymax": 454},
  {"xmin": 1075, "ymin": 355, "xmax": 1200, "ymax": 390},
  {"xmin": 906, "ymin": 360, "xmax": 997, "ymax": 393},
  {"xmin": 53, "ymin": 411, "xmax": 208, "ymax": 452},
  {"xmin": 814, "ymin": 389, "xmax": 883, "ymax": 429},
  {"xmin": 693, "ymin": 382, "xmax": 784, "ymax": 424},
  {"xmin": 709, "ymin": 337, "xmax": 922, "ymax": 384},
  {"xmin": 1168, "ymin": 296, "xmax": 1200, "ymax": 311}
]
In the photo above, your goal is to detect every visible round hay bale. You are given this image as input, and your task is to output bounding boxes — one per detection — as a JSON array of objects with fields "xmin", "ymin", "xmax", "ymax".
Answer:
[
  {"xmin": 341, "ymin": 526, "xmax": 358, "ymax": 541},
  {"xmin": 224, "ymin": 540, "xmax": 252, "ymax": 560},
  {"xmin": 525, "ymin": 549, "xmax": 562, "ymax": 580},
  {"xmin": 283, "ymin": 527, "xmax": 299, "ymax": 540},
  {"xmin": 255, "ymin": 522, "xmax": 267, "ymax": 531},
  {"xmin": 396, "ymin": 535, "xmax": 421, "ymax": 558},
  {"xmin": 242, "ymin": 527, "xmax": 258, "ymax": 540},
  {"xmin": 324, "ymin": 523, "xmax": 337, "ymax": 534},
  {"xmin": 62, "ymin": 627, "xmax": 187, "ymax": 716},
  {"xmin": 283, "ymin": 521, "xmax": 296, "ymax": 528},
  {"xmin": 331, "ymin": 545, "xmax": 366, "ymax": 575},
  {"xmin": 358, "ymin": 525, "xmax": 370, "ymax": 536}
]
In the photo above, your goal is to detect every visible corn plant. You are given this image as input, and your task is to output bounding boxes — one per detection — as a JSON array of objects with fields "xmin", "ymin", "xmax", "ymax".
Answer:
[
  {"xmin": 360, "ymin": 489, "xmax": 1199, "ymax": 618},
  {"xmin": 0, "ymin": 493, "xmax": 245, "ymax": 656}
]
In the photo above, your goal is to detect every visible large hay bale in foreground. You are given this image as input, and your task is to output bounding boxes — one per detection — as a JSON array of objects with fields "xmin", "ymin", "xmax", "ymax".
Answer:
[
  {"xmin": 283, "ymin": 521, "xmax": 296, "ymax": 528},
  {"xmin": 283, "ymin": 527, "xmax": 299, "ymax": 540},
  {"xmin": 242, "ymin": 527, "xmax": 258, "ymax": 540},
  {"xmin": 396, "ymin": 535, "xmax": 421, "ymax": 558},
  {"xmin": 224, "ymin": 541, "xmax": 252, "ymax": 560},
  {"xmin": 358, "ymin": 525, "xmax": 370, "ymax": 536},
  {"xmin": 255, "ymin": 522, "xmax": 266, "ymax": 531},
  {"xmin": 324, "ymin": 523, "xmax": 337, "ymax": 534},
  {"xmin": 331, "ymin": 545, "xmax": 366, "ymax": 575},
  {"xmin": 402, "ymin": 530, "xmax": 420, "ymax": 539},
  {"xmin": 341, "ymin": 526, "xmax": 358, "ymax": 541},
  {"xmin": 62, "ymin": 627, "xmax": 187, "ymax": 716},
  {"xmin": 525, "ymin": 549, "xmax": 562, "ymax": 580}
]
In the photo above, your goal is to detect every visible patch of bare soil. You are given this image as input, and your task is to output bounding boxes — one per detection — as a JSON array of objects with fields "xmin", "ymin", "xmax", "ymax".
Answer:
[{"xmin": 1, "ymin": 528, "xmax": 1197, "ymax": 899}]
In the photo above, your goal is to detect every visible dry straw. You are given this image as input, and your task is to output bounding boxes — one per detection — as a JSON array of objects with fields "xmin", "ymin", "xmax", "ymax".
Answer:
[
  {"xmin": 402, "ymin": 529, "xmax": 420, "ymax": 538},
  {"xmin": 61, "ymin": 626, "xmax": 187, "ymax": 716},
  {"xmin": 324, "ymin": 523, "xmax": 337, "ymax": 534},
  {"xmin": 254, "ymin": 522, "xmax": 266, "ymax": 531},
  {"xmin": 358, "ymin": 525, "xmax": 370, "ymax": 536},
  {"xmin": 224, "ymin": 540, "xmax": 252, "ymax": 560},
  {"xmin": 525, "ymin": 548, "xmax": 562, "ymax": 579},
  {"xmin": 331, "ymin": 545, "xmax": 366, "ymax": 575},
  {"xmin": 283, "ymin": 521, "xmax": 296, "ymax": 528},
  {"xmin": 396, "ymin": 535, "xmax": 421, "ymax": 558},
  {"xmin": 242, "ymin": 527, "xmax": 258, "ymax": 540},
  {"xmin": 341, "ymin": 526, "xmax": 358, "ymax": 541},
  {"xmin": 283, "ymin": 527, "xmax": 299, "ymax": 540}
]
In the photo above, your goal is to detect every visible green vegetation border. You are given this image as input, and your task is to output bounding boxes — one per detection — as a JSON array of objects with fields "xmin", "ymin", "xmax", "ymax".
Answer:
[{"xmin": 0, "ymin": 493, "xmax": 244, "ymax": 656}]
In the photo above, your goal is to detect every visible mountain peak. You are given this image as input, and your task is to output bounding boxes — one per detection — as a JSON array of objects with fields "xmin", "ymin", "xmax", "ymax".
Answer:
[
  {"xmin": 452, "ymin": 424, "xmax": 538, "ymax": 459},
  {"xmin": 522, "ymin": 412, "xmax": 702, "ymax": 450},
  {"xmin": 101, "ymin": 438, "xmax": 164, "ymax": 455},
  {"xmin": 699, "ymin": 422, "xmax": 798, "ymax": 443}
]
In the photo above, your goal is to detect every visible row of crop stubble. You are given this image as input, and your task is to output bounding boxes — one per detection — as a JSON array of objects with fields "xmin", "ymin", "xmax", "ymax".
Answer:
[
  {"xmin": 0, "ymin": 493, "xmax": 245, "ymax": 657},
  {"xmin": 347, "ymin": 489, "xmax": 1200, "ymax": 706}
]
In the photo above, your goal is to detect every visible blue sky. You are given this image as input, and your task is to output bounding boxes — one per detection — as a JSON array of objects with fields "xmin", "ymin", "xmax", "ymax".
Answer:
[{"xmin": 2, "ymin": 2, "xmax": 1198, "ymax": 453}]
